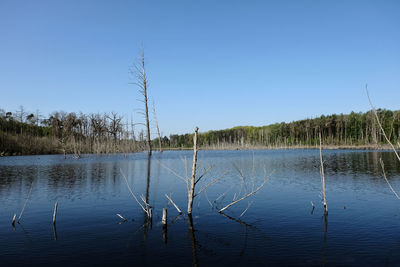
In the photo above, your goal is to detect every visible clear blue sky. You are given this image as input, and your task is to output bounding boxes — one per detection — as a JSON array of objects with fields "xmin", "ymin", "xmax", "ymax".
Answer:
[{"xmin": 1, "ymin": 0, "xmax": 399, "ymax": 136}]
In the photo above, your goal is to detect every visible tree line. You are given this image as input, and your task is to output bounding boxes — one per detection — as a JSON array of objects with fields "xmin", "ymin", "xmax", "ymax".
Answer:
[
  {"xmin": 1, "ymin": 107, "xmax": 399, "ymax": 156},
  {"xmin": 169, "ymin": 109, "xmax": 400, "ymax": 149},
  {"xmin": 0, "ymin": 107, "xmax": 147, "ymax": 156}
]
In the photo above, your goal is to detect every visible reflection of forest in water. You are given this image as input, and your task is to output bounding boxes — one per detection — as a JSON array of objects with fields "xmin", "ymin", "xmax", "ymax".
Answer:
[{"xmin": 1, "ymin": 151, "xmax": 399, "ymax": 198}]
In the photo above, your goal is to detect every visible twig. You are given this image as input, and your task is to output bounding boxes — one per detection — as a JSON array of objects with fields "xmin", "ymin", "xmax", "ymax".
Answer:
[
  {"xmin": 17, "ymin": 181, "xmax": 34, "ymax": 223},
  {"xmin": 204, "ymin": 190, "xmax": 213, "ymax": 208},
  {"xmin": 218, "ymin": 177, "xmax": 269, "ymax": 213},
  {"xmin": 120, "ymin": 168, "xmax": 149, "ymax": 216},
  {"xmin": 157, "ymin": 160, "xmax": 187, "ymax": 183},
  {"xmin": 239, "ymin": 201, "xmax": 253, "ymax": 218},
  {"xmin": 194, "ymin": 171, "xmax": 227, "ymax": 198},
  {"xmin": 195, "ymin": 165, "xmax": 214, "ymax": 184}
]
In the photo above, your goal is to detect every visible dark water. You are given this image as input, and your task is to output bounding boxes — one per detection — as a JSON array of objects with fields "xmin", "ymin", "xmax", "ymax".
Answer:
[{"xmin": 1, "ymin": 150, "xmax": 400, "ymax": 266}]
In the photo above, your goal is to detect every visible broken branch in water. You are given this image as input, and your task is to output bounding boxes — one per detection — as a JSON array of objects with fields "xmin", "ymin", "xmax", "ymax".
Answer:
[
  {"xmin": 165, "ymin": 194, "xmax": 182, "ymax": 214},
  {"xmin": 53, "ymin": 202, "xmax": 58, "ymax": 225},
  {"xmin": 11, "ymin": 214, "xmax": 16, "ymax": 226},
  {"xmin": 116, "ymin": 214, "xmax": 128, "ymax": 222}
]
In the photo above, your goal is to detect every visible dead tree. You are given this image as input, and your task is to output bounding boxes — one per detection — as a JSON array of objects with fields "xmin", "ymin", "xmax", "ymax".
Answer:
[
  {"xmin": 319, "ymin": 131, "xmax": 328, "ymax": 214},
  {"xmin": 131, "ymin": 48, "xmax": 152, "ymax": 155},
  {"xmin": 186, "ymin": 127, "xmax": 223, "ymax": 214},
  {"xmin": 152, "ymin": 99, "xmax": 163, "ymax": 153},
  {"xmin": 187, "ymin": 127, "xmax": 199, "ymax": 214}
]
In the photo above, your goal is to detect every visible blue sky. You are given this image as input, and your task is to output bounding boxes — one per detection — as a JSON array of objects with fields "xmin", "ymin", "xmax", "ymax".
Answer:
[{"xmin": 1, "ymin": 0, "xmax": 399, "ymax": 136}]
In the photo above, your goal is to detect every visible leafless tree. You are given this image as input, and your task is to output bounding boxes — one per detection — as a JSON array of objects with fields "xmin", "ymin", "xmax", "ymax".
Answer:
[
  {"xmin": 106, "ymin": 112, "xmax": 123, "ymax": 150},
  {"xmin": 130, "ymin": 48, "xmax": 152, "ymax": 155}
]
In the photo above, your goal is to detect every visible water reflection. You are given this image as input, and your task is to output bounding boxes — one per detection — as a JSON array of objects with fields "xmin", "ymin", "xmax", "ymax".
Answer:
[
  {"xmin": 143, "ymin": 155, "xmax": 152, "ymax": 241},
  {"xmin": 0, "ymin": 151, "xmax": 399, "ymax": 199},
  {"xmin": 322, "ymin": 214, "xmax": 328, "ymax": 266},
  {"xmin": 0, "ymin": 150, "xmax": 400, "ymax": 266},
  {"xmin": 188, "ymin": 214, "xmax": 198, "ymax": 267}
]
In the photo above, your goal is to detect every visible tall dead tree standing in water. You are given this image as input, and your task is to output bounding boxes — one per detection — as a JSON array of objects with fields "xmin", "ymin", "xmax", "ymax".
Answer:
[
  {"xmin": 131, "ymin": 48, "xmax": 152, "ymax": 155},
  {"xmin": 187, "ymin": 127, "xmax": 199, "ymax": 214}
]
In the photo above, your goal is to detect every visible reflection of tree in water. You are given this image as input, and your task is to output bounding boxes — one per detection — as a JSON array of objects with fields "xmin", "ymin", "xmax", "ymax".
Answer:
[
  {"xmin": 188, "ymin": 214, "xmax": 198, "ymax": 267},
  {"xmin": 322, "ymin": 214, "xmax": 328, "ymax": 267},
  {"xmin": 0, "ymin": 166, "xmax": 36, "ymax": 197},
  {"xmin": 143, "ymin": 155, "xmax": 152, "ymax": 241}
]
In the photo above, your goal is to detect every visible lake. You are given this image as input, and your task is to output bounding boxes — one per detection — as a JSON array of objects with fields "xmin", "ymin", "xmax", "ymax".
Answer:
[{"xmin": 1, "ymin": 149, "xmax": 400, "ymax": 266}]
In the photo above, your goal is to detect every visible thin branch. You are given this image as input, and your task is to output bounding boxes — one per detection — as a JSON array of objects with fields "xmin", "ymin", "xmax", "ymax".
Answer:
[
  {"xmin": 195, "ymin": 165, "xmax": 214, "ymax": 184},
  {"xmin": 157, "ymin": 160, "xmax": 187, "ymax": 183},
  {"xmin": 204, "ymin": 190, "xmax": 213, "ymax": 208},
  {"xmin": 215, "ymin": 184, "xmax": 235, "ymax": 203},
  {"xmin": 120, "ymin": 168, "xmax": 149, "ymax": 216},
  {"xmin": 17, "ymin": 181, "xmax": 34, "ymax": 223},
  {"xmin": 239, "ymin": 201, "xmax": 253, "ymax": 218},
  {"xmin": 232, "ymin": 163, "xmax": 248, "ymax": 194},
  {"xmin": 218, "ymin": 177, "xmax": 269, "ymax": 213},
  {"xmin": 194, "ymin": 171, "xmax": 227, "ymax": 198},
  {"xmin": 379, "ymin": 158, "xmax": 400, "ymax": 200}
]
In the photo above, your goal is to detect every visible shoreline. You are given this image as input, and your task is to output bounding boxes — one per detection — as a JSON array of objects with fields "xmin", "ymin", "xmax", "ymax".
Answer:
[
  {"xmin": 2, "ymin": 144, "xmax": 397, "ymax": 157},
  {"xmin": 167, "ymin": 144, "xmax": 397, "ymax": 151}
]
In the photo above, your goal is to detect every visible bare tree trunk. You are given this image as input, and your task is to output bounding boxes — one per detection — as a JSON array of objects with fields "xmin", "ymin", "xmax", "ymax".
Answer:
[
  {"xmin": 152, "ymin": 100, "xmax": 163, "ymax": 153},
  {"xmin": 319, "ymin": 131, "xmax": 328, "ymax": 214},
  {"xmin": 187, "ymin": 127, "xmax": 199, "ymax": 215},
  {"xmin": 142, "ymin": 52, "xmax": 152, "ymax": 155},
  {"xmin": 132, "ymin": 48, "xmax": 152, "ymax": 155}
]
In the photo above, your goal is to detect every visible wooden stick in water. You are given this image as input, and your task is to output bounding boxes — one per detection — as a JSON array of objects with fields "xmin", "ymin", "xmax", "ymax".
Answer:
[
  {"xmin": 53, "ymin": 202, "xmax": 58, "ymax": 224},
  {"xmin": 165, "ymin": 194, "xmax": 182, "ymax": 214},
  {"xmin": 162, "ymin": 208, "xmax": 167, "ymax": 225},
  {"xmin": 12, "ymin": 214, "xmax": 16, "ymax": 226},
  {"xmin": 116, "ymin": 213, "xmax": 127, "ymax": 222}
]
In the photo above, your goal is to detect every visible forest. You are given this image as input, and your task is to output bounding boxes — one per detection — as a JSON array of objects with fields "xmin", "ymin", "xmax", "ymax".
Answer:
[{"xmin": 1, "ymin": 107, "xmax": 399, "ymax": 156}]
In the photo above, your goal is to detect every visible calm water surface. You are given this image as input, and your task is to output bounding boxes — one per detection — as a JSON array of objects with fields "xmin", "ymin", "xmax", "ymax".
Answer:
[{"xmin": 1, "ymin": 149, "xmax": 400, "ymax": 266}]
